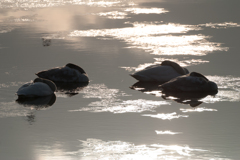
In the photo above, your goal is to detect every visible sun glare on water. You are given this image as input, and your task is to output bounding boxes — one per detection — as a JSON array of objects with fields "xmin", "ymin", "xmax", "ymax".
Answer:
[
  {"xmin": 69, "ymin": 22, "xmax": 228, "ymax": 56},
  {"xmin": 142, "ymin": 112, "xmax": 189, "ymax": 120}
]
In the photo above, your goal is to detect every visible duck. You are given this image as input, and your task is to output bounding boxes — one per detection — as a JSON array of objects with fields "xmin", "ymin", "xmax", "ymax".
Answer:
[
  {"xmin": 36, "ymin": 63, "xmax": 89, "ymax": 82},
  {"xmin": 130, "ymin": 60, "xmax": 189, "ymax": 82},
  {"xmin": 159, "ymin": 72, "xmax": 218, "ymax": 92},
  {"xmin": 16, "ymin": 78, "xmax": 56, "ymax": 98}
]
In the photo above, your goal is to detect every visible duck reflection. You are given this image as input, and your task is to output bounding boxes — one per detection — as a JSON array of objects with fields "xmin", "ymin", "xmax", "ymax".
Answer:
[
  {"xmin": 161, "ymin": 90, "xmax": 218, "ymax": 107},
  {"xmin": 42, "ymin": 38, "xmax": 51, "ymax": 46},
  {"xmin": 55, "ymin": 82, "xmax": 89, "ymax": 97},
  {"xmin": 130, "ymin": 81, "xmax": 164, "ymax": 92},
  {"xmin": 16, "ymin": 94, "xmax": 56, "ymax": 109},
  {"xmin": 16, "ymin": 94, "xmax": 56, "ymax": 124},
  {"xmin": 130, "ymin": 82, "xmax": 217, "ymax": 107},
  {"xmin": 25, "ymin": 111, "xmax": 36, "ymax": 125}
]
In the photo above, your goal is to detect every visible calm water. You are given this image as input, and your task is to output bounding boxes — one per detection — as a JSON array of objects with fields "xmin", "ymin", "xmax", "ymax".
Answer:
[{"xmin": 0, "ymin": 0, "xmax": 240, "ymax": 159}]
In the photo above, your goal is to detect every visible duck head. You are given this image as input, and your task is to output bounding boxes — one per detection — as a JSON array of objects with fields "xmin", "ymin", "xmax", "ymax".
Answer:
[
  {"xmin": 190, "ymin": 72, "xmax": 209, "ymax": 81},
  {"xmin": 190, "ymin": 72, "xmax": 218, "ymax": 92},
  {"xmin": 66, "ymin": 63, "xmax": 86, "ymax": 74},
  {"xmin": 161, "ymin": 60, "xmax": 189, "ymax": 75}
]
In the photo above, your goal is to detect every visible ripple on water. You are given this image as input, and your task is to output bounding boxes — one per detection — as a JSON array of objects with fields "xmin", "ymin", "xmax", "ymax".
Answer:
[
  {"xmin": 180, "ymin": 107, "xmax": 217, "ymax": 113},
  {"xmin": 69, "ymin": 138, "xmax": 227, "ymax": 160},
  {"xmin": 142, "ymin": 112, "xmax": 189, "ymax": 120},
  {"xmin": 203, "ymin": 76, "xmax": 240, "ymax": 102},
  {"xmin": 31, "ymin": 138, "xmax": 231, "ymax": 159},
  {"xmin": 199, "ymin": 22, "xmax": 240, "ymax": 29},
  {"xmin": 0, "ymin": 0, "xmax": 135, "ymax": 9},
  {"xmin": 69, "ymin": 22, "xmax": 229, "ymax": 56},
  {"xmin": 0, "ymin": 81, "xmax": 26, "ymax": 89},
  {"xmin": 129, "ymin": 76, "xmax": 240, "ymax": 104},
  {"xmin": 125, "ymin": 7, "xmax": 168, "ymax": 14},
  {"xmin": 70, "ymin": 99, "xmax": 170, "ymax": 114},
  {"xmin": 0, "ymin": 80, "xmax": 54, "ymax": 118},
  {"xmin": 67, "ymin": 84, "xmax": 170, "ymax": 113},
  {"xmin": 155, "ymin": 130, "xmax": 182, "ymax": 135},
  {"xmin": 0, "ymin": 101, "xmax": 31, "ymax": 118},
  {"xmin": 96, "ymin": 7, "xmax": 168, "ymax": 19},
  {"xmin": 95, "ymin": 11, "xmax": 129, "ymax": 19}
]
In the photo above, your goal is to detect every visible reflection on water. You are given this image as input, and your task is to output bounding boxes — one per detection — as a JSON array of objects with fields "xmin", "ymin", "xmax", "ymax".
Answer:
[
  {"xmin": 0, "ymin": 81, "xmax": 55, "ymax": 119},
  {"xmin": 25, "ymin": 111, "xmax": 36, "ymax": 124},
  {"xmin": 203, "ymin": 76, "xmax": 240, "ymax": 102},
  {"xmin": 74, "ymin": 138, "xmax": 227, "ymax": 160},
  {"xmin": 180, "ymin": 107, "xmax": 217, "ymax": 113},
  {"xmin": 155, "ymin": 130, "xmax": 182, "ymax": 135},
  {"xmin": 14, "ymin": 94, "xmax": 56, "ymax": 124},
  {"xmin": 142, "ymin": 112, "xmax": 188, "ymax": 120},
  {"xmin": 202, "ymin": 90, "xmax": 240, "ymax": 103},
  {"xmin": 79, "ymin": 138, "xmax": 200, "ymax": 159},
  {"xmin": 0, "ymin": 0, "xmax": 135, "ymax": 9},
  {"xmin": 0, "ymin": 0, "xmax": 240, "ymax": 159},
  {"xmin": 0, "ymin": 81, "xmax": 56, "ymax": 124},
  {"xmin": 131, "ymin": 75, "xmax": 240, "ymax": 105},
  {"xmin": 0, "ymin": 26, "xmax": 14, "ymax": 34},
  {"xmin": 69, "ymin": 22, "xmax": 199, "ymax": 37},
  {"xmin": 10, "ymin": 18, "xmax": 35, "ymax": 22},
  {"xmin": 162, "ymin": 91, "xmax": 217, "ymax": 107},
  {"xmin": 42, "ymin": 38, "xmax": 51, "ymax": 46},
  {"xmin": 96, "ymin": 7, "xmax": 168, "ymax": 20},
  {"xmin": 130, "ymin": 82, "xmax": 217, "ymax": 107},
  {"xmin": 125, "ymin": 8, "xmax": 168, "ymax": 14},
  {"xmin": 130, "ymin": 81, "xmax": 163, "ymax": 92},
  {"xmin": 32, "ymin": 138, "xmax": 230, "ymax": 160},
  {"xmin": 199, "ymin": 22, "xmax": 240, "ymax": 29},
  {"xmin": 69, "ymin": 22, "xmax": 229, "ymax": 56},
  {"xmin": 208, "ymin": 76, "xmax": 240, "ymax": 90},
  {"xmin": 78, "ymin": 83, "xmax": 129, "ymax": 99},
  {"xmin": 94, "ymin": 7, "xmax": 168, "ymax": 19},
  {"xmin": 55, "ymin": 82, "xmax": 89, "ymax": 97},
  {"xmin": 33, "ymin": 142, "xmax": 78, "ymax": 160},
  {"xmin": 71, "ymin": 99, "xmax": 170, "ymax": 113},
  {"xmin": 96, "ymin": 11, "xmax": 128, "ymax": 19},
  {"xmin": 0, "ymin": 101, "xmax": 31, "ymax": 118},
  {"xmin": 1, "ymin": 0, "xmax": 239, "ymax": 68},
  {"xmin": 16, "ymin": 94, "xmax": 56, "ymax": 109},
  {"xmin": 0, "ymin": 81, "xmax": 26, "ymax": 88},
  {"xmin": 68, "ymin": 83, "xmax": 170, "ymax": 113},
  {"xmin": 131, "ymin": 75, "xmax": 240, "ymax": 104}
]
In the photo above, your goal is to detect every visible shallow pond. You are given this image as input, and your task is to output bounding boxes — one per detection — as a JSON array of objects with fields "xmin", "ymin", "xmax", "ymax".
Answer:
[{"xmin": 0, "ymin": 0, "xmax": 240, "ymax": 159}]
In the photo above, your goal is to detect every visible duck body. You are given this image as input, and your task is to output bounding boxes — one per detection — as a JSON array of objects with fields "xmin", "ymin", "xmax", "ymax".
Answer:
[
  {"xmin": 130, "ymin": 61, "xmax": 189, "ymax": 82},
  {"xmin": 16, "ymin": 78, "xmax": 56, "ymax": 98},
  {"xmin": 159, "ymin": 72, "xmax": 218, "ymax": 92},
  {"xmin": 36, "ymin": 63, "xmax": 89, "ymax": 83}
]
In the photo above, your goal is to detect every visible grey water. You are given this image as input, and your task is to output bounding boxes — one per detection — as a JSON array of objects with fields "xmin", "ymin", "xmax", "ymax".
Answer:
[{"xmin": 0, "ymin": 0, "xmax": 240, "ymax": 159}]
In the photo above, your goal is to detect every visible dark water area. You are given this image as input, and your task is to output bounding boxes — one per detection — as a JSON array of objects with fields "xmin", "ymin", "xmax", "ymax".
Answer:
[{"xmin": 0, "ymin": 0, "xmax": 240, "ymax": 159}]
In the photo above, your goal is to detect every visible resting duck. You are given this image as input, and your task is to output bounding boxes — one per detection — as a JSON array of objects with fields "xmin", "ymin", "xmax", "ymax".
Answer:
[
  {"xmin": 130, "ymin": 60, "xmax": 189, "ymax": 82},
  {"xmin": 16, "ymin": 78, "xmax": 56, "ymax": 98},
  {"xmin": 159, "ymin": 72, "xmax": 218, "ymax": 92},
  {"xmin": 36, "ymin": 63, "xmax": 89, "ymax": 82}
]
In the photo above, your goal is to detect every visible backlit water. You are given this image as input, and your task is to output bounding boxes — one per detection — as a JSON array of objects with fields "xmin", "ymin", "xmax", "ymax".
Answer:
[{"xmin": 0, "ymin": 0, "xmax": 240, "ymax": 159}]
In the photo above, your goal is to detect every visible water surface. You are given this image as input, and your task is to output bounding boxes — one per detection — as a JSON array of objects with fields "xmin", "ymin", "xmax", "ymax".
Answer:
[{"xmin": 0, "ymin": 0, "xmax": 240, "ymax": 159}]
